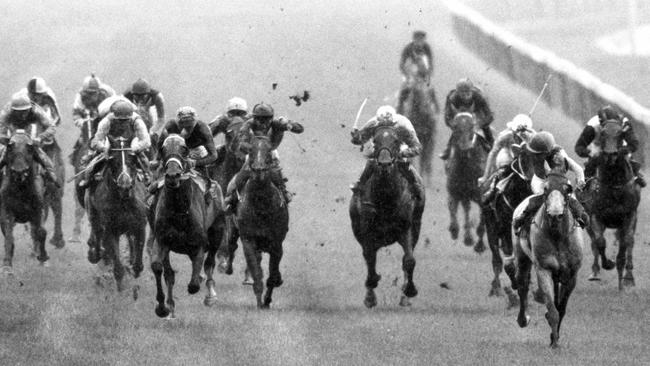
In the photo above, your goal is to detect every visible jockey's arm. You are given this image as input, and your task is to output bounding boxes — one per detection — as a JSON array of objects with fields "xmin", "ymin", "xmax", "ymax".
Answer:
[
  {"xmin": 90, "ymin": 116, "xmax": 112, "ymax": 152},
  {"xmin": 35, "ymin": 108, "xmax": 56, "ymax": 142},
  {"xmin": 574, "ymin": 124, "xmax": 595, "ymax": 158},
  {"xmin": 443, "ymin": 92, "xmax": 455, "ymax": 127},
  {"xmin": 559, "ymin": 149, "xmax": 585, "ymax": 186},
  {"xmin": 397, "ymin": 118, "xmax": 422, "ymax": 157},
  {"xmin": 209, "ymin": 115, "xmax": 228, "ymax": 137},
  {"xmin": 622, "ymin": 119, "xmax": 639, "ymax": 153},
  {"xmin": 483, "ymin": 131, "xmax": 511, "ymax": 178},
  {"xmin": 237, "ymin": 123, "xmax": 254, "ymax": 154},
  {"xmin": 352, "ymin": 118, "xmax": 377, "ymax": 145},
  {"xmin": 131, "ymin": 116, "xmax": 152, "ymax": 152},
  {"xmin": 399, "ymin": 45, "xmax": 410, "ymax": 75},
  {"xmin": 422, "ymin": 43, "xmax": 434, "ymax": 74},
  {"xmin": 277, "ymin": 117, "xmax": 304, "ymax": 134},
  {"xmin": 193, "ymin": 123, "xmax": 218, "ymax": 167},
  {"xmin": 0, "ymin": 111, "xmax": 10, "ymax": 145},
  {"xmin": 72, "ymin": 93, "xmax": 88, "ymax": 128},
  {"xmin": 475, "ymin": 94, "xmax": 494, "ymax": 125},
  {"xmin": 152, "ymin": 92, "xmax": 166, "ymax": 135}
]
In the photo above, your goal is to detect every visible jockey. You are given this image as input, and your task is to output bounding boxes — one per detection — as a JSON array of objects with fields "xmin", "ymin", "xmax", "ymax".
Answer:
[
  {"xmin": 350, "ymin": 105, "xmax": 425, "ymax": 202},
  {"xmin": 574, "ymin": 105, "xmax": 645, "ymax": 187},
  {"xmin": 223, "ymin": 102, "xmax": 304, "ymax": 212},
  {"xmin": 19, "ymin": 77, "xmax": 61, "ymax": 126},
  {"xmin": 479, "ymin": 114, "xmax": 536, "ymax": 203},
  {"xmin": 151, "ymin": 106, "xmax": 218, "ymax": 200},
  {"xmin": 78, "ymin": 100, "xmax": 151, "ymax": 189},
  {"xmin": 123, "ymin": 78, "xmax": 166, "ymax": 137},
  {"xmin": 512, "ymin": 131, "xmax": 589, "ymax": 235},
  {"xmin": 209, "ymin": 97, "xmax": 250, "ymax": 159},
  {"xmin": 396, "ymin": 30, "xmax": 438, "ymax": 114},
  {"xmin": 440, "ymin": 78, "xmax": 494, "ymax": 160},
  {"xmin": 0, "ymin": 93, "xmax": 59, "ymax": 192}
]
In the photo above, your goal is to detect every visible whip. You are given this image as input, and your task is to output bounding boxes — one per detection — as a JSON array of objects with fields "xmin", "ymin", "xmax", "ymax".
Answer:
[
  {"xmin": 352, "ymin": 97, "xmax": 369, "ymax": 130},
  {"xmin": 528, "ymin": 74, "xmax": 553, "ymax": 116}
]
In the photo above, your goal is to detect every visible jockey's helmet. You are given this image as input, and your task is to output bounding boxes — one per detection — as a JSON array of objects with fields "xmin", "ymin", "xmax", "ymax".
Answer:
[
  {"xmin": 507, "ymin": 114, "xmax": 533, "ymax": 131},
  {"xmin": 227, "ymin": 97, "xmax": 248, "ymax": 114},
  {"xmin": 526, "ymin": 131, "xmax": 556, "ymax": 154},
  {"xmin": 413, "ymin": 30, "xmax": 426, "ymax": 40},
  {"xmin": 10, "ymin": 93, "xmax": 32, "ymax": 111},
  {"xmin": 177, "ymin": 106, "xmax": 197, "ymax": 132},
  {"xmin": 597, "ymin": 105, "xmax": 620, "ymax": 124},
  {"xmin": 82, "ymin": 74, "xmax": 101, "ymax": 93},
  {"xmin": 456, "ymin": 78, "xmax": 474, "ymax": 93},
  {"xmin": 111, "ymin": 100, "xmax": 134, "ymax": 120},
  {"xmin": 252, "ymin": 103, "xmax": 274, "ymax": 118},
  {"xmin": 376, "ymin": 105, "xmax": 396, "ymax": 123},
  {"xmin": 132, "ymin": 78, "xmax": 151, "ymax": 95},
  {"xmin": 27, "ymin": 77, "xmax": 47, "ymax": 94}
]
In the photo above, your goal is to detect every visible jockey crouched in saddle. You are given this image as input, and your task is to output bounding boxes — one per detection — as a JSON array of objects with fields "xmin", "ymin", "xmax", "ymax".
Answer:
[
  {"xmin": 149, "ymin": 106, "xmax": 218, "ymax": 204},
  {"xmin": 77, "ymin": 99, "xmax": 151, "ymax": 190},
  {"xmin": 223, "ymin": 102, "xmax": 304, "ymax": 213},
  {"xmin": 512, "ymin": 131, "xmax": 589, "ymax": 235},
  {"xmin": 396, "ymin": 30, "xmax": 439, "ymax": 114},
  {"xmin": 21, "ymin": 77, "xmax": 61, "ymax": 126},
  {"xmin": 123, "ymin": 78, "xmax": 166, "ymax": 138},
  {"xmin": 574, "ymin": 105, "xmax": 645, "ymax": 188},
  {"xmin": 209, "ymin": 97, "xmax": 250, "ymax": 161},
  {"xmin": 479, "ymin": 113, "xmax": 536, "ymax": 205},
  {"xmin": 440, "ymin": 78, "xmax": 495, "ymax": 160},
  {"xmin": 350, "ymin": 105, "xmax": 425, "ymax": 202},
  {"xmin": 0, "ymin": 93, "xmax": 59, "ymax": 201}
]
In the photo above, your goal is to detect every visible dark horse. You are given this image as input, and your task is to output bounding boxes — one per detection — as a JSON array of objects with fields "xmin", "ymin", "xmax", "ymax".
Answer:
[
  {"xmin": 350, "ymin": 125, "xmax": 425, "ymax": 308},
  {"xmin": 150, "ymin": 134, "xmax": 225, "ymax": 318},
  {"xmin": 235, "ymin": 135, "xmax": 289, "ymax": 308},
  {"xmin": 481, "ymin": 156, "xmax": 532, "ymax": 307},
  {"xmin": 515, "ymin": 168, "xmax": 583, "ymax": 348},
  {"xmin": 398, "ymin": 75, "xmax": 438, "ymax": 180},
  {"xmin": 445, "ymin": 112, "xmax": 489, "ymax": 251},
  {"xmin": 576, "ymin": 120, "xmax": 640, "ymax": 289},
  {"xmin": 210, "ymin": 117, "xmax": 252, "ymax": 283},
  {"xmin": 0, "ymin": 131, "xmax": 48, "ymax": 273},
  {"xmin": 85, "ymin": 136, "xmax": 146, "ymax": 291}
]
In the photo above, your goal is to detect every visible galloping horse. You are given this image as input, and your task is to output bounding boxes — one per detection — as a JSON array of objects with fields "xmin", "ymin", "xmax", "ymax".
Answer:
[
  {"xmin": 0, "ymin": 131, "xmax": 49, "ymax": 272},
  {"xmin": 211, "ymin": 117, "xmax": 252, "ymax": 282},
  {"xmin": 236, "ymin": 135, "xmax": 289, "ymax": 308},
  {"xmin": 150, "ymin": 134, "xmax": 225, "ymax": 318},
  {"xmin": 445, "ymin": 112, "xmax": 489, "ymax": 251},
  {"xmin": 481, "ymin": 156, "xmax": 532, "ymax": 306},
  {"xmin": 514, "ymin": 168, "xmax": 583, "ymax": 348},
  {"xmin": 85, "ymin": 136, "xmax": 146, "ymax": 291},
  {"xmin": 577, "ymin": 120, "xmax": 640, "ymax": 288},
  {"xmin": 398, "ymin": 74, "xmax": 438, "ymax": 180},
  {"xmin": 350, "ymin": 125, "xmax": 425, "ymax": 308}
]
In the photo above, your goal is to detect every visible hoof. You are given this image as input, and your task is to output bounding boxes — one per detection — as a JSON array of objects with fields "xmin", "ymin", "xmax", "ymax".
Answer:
[
  {"xmin": 242, "ymin": 273, "xmax": 254, "ymax": 285},
  {"xmin": 488, "ymin": 285, "xmax": 503, "ymax": 297},
  {"xmin": 49, "ymin": 235, "xmax": 65, "ymax": 249},
  {"xmin": 622, "ymin": 276, "xmax": 635, "ymax": 288},
  {"xmin": 449, "ymin": 225, "xmax": 459, "ymax": 240},
  {"xmin": 550, "ymin": 334, "xmax": 559, "ymax": 349},
  {"xmin": 463, "ymin": 235, "xmax": 473, "ymax": 247},
  {"xmin": 364, "ymin": 292, "xmax": 377, "ymax": 308},
  {"xmin": 88, "ymin": 249, "xmax": 101, "ymax": 264},
  {"xmin": 39, "ymin": 260, "xmax": 50, "ymax": 268},
  {"xmin": 504, "ymin": 288, "xmax": 519, "ymax": 309},
  {"xmin": 155, "ymin": 305, "xmax": 170, "ymax": 318},
  {"xmin": 188, "ymin": 283, "xmax": 201, "ymax": 295},
  {"xmin": 403, "ymin": 283, "xmax": 418, "ymax": 298},
  {"xmin": 474, "ymin": 240, "xmax": 486, "ymax": 253},
  {"xmin": 602, "ymin": 259, "xmax": 615, "ymax": 271},
  {"xmin": 588, "ymin": 271, "xmax": 601, "ymax": 281},
  {"xmin": 517, "ymin": 314, "xmax": 530, "ymax": 328},
  {"xmin": 260, "ymin": 303, "xmax": 270, "ymax": 310},
  {"xmin": 399, "ymin": 295, "xmax": 412, "ymax": 307},
  {"xmin": 216, "ymin": 258, "xmax": 230, "ymax": 274},
  {"xmin": 204, "ymin": 295, "xmax": 218, "ymax": 307}
]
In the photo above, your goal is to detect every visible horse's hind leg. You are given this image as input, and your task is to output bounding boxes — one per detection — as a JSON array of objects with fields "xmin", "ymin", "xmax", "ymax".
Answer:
[
  {"xmin": 71, "ymin": 194, "xmax": 85, "ymax": 242},
  {"xmin": 536, "ymin": 267, "xmax": 560, "ymax": 348},
  {"xmin": 617, "ymin": 218, "xmax": 636, "ymax": 289},
  {"xmin": 204, "ymin": 226, "xmax": 222, "ymax": 306},
  {"xmin": 217, "ymin": 218, "xmax": 238, "ymax": 275},
  {"xmin": 447, "ymin": 196, "xmax": 459, "ymax": 241},
  {"xmin": 362, "ymin": 246, "xmax": 381, "ymax": 308},
  {"xmin": 131, "ymin": 227, "xmax": 145, "ymax": 278},
  {"xmin": 399, "ymin": 231, "xmax": 417, "ymax": 307},
  {"xmin": 106, "ymin": 235, "xmax": 125, "ymax": 292},
  {"xmin": 30, "ymin": 220, "xmax": 49, "ymax": 264},
  {"xmin": 461, "ymin": 199, "xmax": 473, "ymax": 247},
  {"xmin": 474, "ymin": 205, "xmax": 486, "ymax": 253},
  {"xmin": 163, "ymin": 254, "xmax": 176, "ymax": 317},
  {"xmin": 242, "ymin": 238, "xmax": 264, "ymax": 308},
  {"xmin": 515, "ymin": 239, "xmax": 532, "ymax": 328},
  {"xmin": 188, "ymin": 245, "xmax": 205, "ymax": 295},
  {"xmin": 486, "ymin": 221, "xmax": 504, "ymax": 297},
  {"xmin": 263, "ymin": 244, "xmax": 284, "ymax": 308},
  {"xmin": 2, "ymin": 216, "xmax": 16, "ymax": 272},
  {"xmin": 151, "ymin": 241, "xmax": 170, "ymax": 318},
  {"xmin": 48, "ymin": 190, "xmax": 65, "ymax": 249}
]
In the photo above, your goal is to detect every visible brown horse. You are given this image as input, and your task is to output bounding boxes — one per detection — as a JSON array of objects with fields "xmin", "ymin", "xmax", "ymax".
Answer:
[
  {"xmin": 85, "ymin": 136, "xmax": 146, "ymax": 291},
  {"xmin": 150, "ymin": 134, "xmax": 225, "ymax": 317},
  {"xmin": 577, "ymin": 120, "xmax": 640, "ymax": 288},
  {"xmin": 445, "ymin": 112, "xmax": 489, "ymax": 251},
  {"xmin": 514, "ymin": 169, "xmax": 583, "ymax": 348},
  {"xmin": 398, "ymin": 75, "xmax": 438, "ymax": 180},
  {"xmin": 350, "ymin": 125, "xmax": 425, "ymax": 307},
  {"xmin": 235, "ymin": 135, "xmax": 289, "ymax": 308},
  {"xmin": 0, "ymin": 131, "xmax": 48, "ymax": 273}
]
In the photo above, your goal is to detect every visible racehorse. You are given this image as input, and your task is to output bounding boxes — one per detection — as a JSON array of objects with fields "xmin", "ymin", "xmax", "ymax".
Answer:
[
  {"xmin": 210, "ymin": 117, "xmax": 253, "ymax": 284},
  {"xmin": 350, "ymin": 125, "xmax": 425, "ymax": 307},
  {"xmin": 481, "ymin": 156, "xmax": 532, "ymax": 307},
  {"xmin": 0, "ymin": 131, "xmax": 49, "ymax": 273},
  {"xmin": 236, "ymin": 135, "xmax": 289, "ymax": 308},
  {"xmin": 445, "ymin": 112, "xmax": 489, "ymax": 251},
  {"xmin": 398, "ymin": 73, "xmax": 438, "ymax": 180},
  {"xmin": 150, "ymin": 134, "xmax": 225, "ymax": 317},
  {"xmin": 85, "ymin": 136, "xmax": 146, "ymax": 291},
  {"xmin": 576, "ymin": 120, "xmax": 640, "ymax": 288},
  {"xmin": 514, "ymin": 168, "xmax": 583, "ymax": 348}
]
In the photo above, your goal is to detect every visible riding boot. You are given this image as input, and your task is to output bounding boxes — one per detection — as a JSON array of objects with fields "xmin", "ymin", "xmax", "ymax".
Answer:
[
  {"xmin": 584, "ymin": 157, "xmax": 597, "ymax": 180},
  {"xmin": 482, "ymin": 126, "xmax": 495, "ymax": 148},
  {"xmin": 33, "ymin": 146, "xmax": 59, "ymax": 186},
  {"xmin": 482, "ymin": 175, "xmax": 498, "ymax": 206},
  {"xmin": 399, "ymin": 162, "xmax": 424, "ymax": 202},
  {"xmin": 630, "ymin": 159, "xmax": 646, "ymax": 187},
  {"xmin": 270, "ymin": 167, "xmax": 292, "ymax": 204},
  {"xmin": 32, "ymin": 174, "xmax": 45, "ymax": 208},
  {"xmin": 568, "ymin": 196, "xmax": 589, "ymax": 228},
  {"xmin": 351, "ymin": 160, "xmax": 374, "ymax": 193},
  {"xmin": 138, "ymin": 152, "xmax": 152, "ymax": 185},
  {"xmin": 513, "ymin": 194, "xmax": 544, "ymax": 235},
  {"xmin": 224, "ymin": 170, "xmax": 250, "ymax": 214}
]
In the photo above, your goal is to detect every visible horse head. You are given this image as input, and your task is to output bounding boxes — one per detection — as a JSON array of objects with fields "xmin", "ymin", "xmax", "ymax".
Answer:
[
  {"xmin": 597, "ymin": 120, "xmax": 633, "ymax": 185},
  {"xmin": 161, "ymin": 134, "xmax": 189, "ymax": 189},
  {"xmin": 106, "ymin": 135, "xmax": 138, "ymax": 193},
  {"xmin": 542, "ymin": 169, "xmax": 573, "ymax": 236},
  {"xmin": 248, "ymin": 135, "xmax": 274, "ymax": 180},
  {"xmin": 372, "ymin": 125, "xmax": 401, "ymax": 174},
  {"xmin": 451, "ymin": 112, "xmax": 477, "ymax": 151},
  {"xmin": 6, "ymin": 130, "xmax": 36, "ymax": 185}
]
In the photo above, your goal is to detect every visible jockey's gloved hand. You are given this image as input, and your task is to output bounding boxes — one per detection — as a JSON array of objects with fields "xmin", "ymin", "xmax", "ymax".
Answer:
[
  {"xmin": 187, "ymin": 158, "xmax": 196, "ymax": 169},
  {"xmin": 576, "ymin": 178, "xmax": 586, "ymax": 190},
  {"xmin": 350, "ymin": 129, "xmax": 361, "ymax": 144},
  {"xmin": 32, "ymin": 137, "xmax": 42, "ymax": 147}
]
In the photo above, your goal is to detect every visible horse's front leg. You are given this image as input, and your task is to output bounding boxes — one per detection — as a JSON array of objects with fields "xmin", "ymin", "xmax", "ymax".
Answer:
[
  {"xmin": 474, "ymin": 204, "xmax": 486, "ymax": 253},
  {"xmin": 217, "ymin": 217, "xmax": 238, "ymax": 275},
  {"xmin": 71, "ymin": 193, "xmax": 85, "ymax": 242},
  {"xmin": 556, "ymin": 272, "xmax": 577, "ymax": 341},
  {"xmin": 30, "ymin": 215, "xmax": 48, "ymax": 264},
  {"xmin": 515, "ymin": 239, "xmax": 532, "ymax": 328},
  {"xmin": 48, "ymin": 188, "xmax": 65, "ymax": 249},
  {"xmin": 399, "ymin": 229, "xmax": 418, "ymax": 307},
  {"xmin": 590, "ymin": 220, "xmax": 614, "ymax": 282},
  {"xmin": 242, "ymin": 237, "xmax": 264, "ymax": 308},
  {"xmin": 105, "ymin": 234, "xmax": 125, "ymax": 292},
  {"xmin": 485, "ymin": 218, "xmax": 504, "ymax": 297},
  {"xmin": 618, "ymin": 216, "xmax": 637, "ymax": 289},
  {"xmin": 188, "ymin": 243, "xmax": 205, "ymax": 295},
  {"xmin": 131, "ymin": 226, "xmax": 146, "ymax": 278},
  {"xmin": 162, "ymin": 254, "xmax": 176, "ymax": 317},
  {"xmin": 151, "ymin": 239, "xmax": 170, "ymax": 318},
  {"xmin": 203, "ymin": 225, "xmax": 223, "ymax": 306},
  {"xmin": 461, "ymin": 199, "xmax": 474, "ymax": 247},
  {"xmin": 536, "ymin": 265, "xmax": 560, "ymax": 348},
  {"xmin": 447, "ymin": 196, "xmax": 459, "ymax": 241},
  {"xmin": 362, "ymin": 245, "xmax": 381, "ymax": 308},
  {"xmin": 1, "ymin": 212, "xmax": 16, "ymax": 273},
  {"xmin": 263, "ymin": 243, "xmax": 284, "ymax": 308}
]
